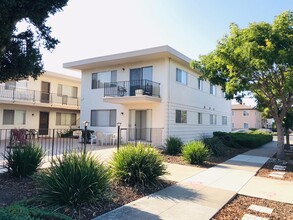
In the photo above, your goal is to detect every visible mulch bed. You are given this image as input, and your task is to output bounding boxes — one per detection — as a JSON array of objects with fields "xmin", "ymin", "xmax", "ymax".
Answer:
[
  {"xmin": 212, "ymin": 195, "xmax": 293, "ymax": 219},
  {"xmin": 213, "ymin": 151, "xmax": 293, "ymax": 219},
  {"xmin": 160, "ymin": 146, "xmax": 251, "ymax": 168},
  {"xmin": 0, "ymin": 172, "xmax": 174, "ymax": 219}
]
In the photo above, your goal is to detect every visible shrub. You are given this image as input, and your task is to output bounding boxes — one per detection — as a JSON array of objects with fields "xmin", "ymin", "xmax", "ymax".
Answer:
[
  {"xmin": 230, "ymin": 131, "xmax": 272, "ymax": 148},
  {"xmin": 182, "ymin": 141, "xmax": 210, "ymax": 164},
  {"xmin": 0, "ymin": 204, "xmax": 70, "ymax": 220},
  {"xmin": 202, "ymin": 137, "xmax": 227, "ymax": 156},
  {"xmin": 35, "ymin": 152, "xmax": 110, "ymax": 207},
  {"xmin": 3, "ymin": 144, "xmax": 45, "ymax": 177},
  {"xmin": 110, "ymin": 144, "xmax": 167, "ymax": 187},
  {"xmin": 164, "ymin": 136, "xmax": 183, "ymax": 155}
]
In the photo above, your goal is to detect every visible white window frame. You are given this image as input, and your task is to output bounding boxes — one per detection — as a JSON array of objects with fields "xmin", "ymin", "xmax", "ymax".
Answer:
[
  {"xmin": 92, "ymin": 70, "xmax": 117, "ymax": 89},
  {"xmin": 3, "ymin": 109, "xmax": 26, "ymax": 125},
  {"xmin": 176, "ymin": 68, "xmax": 187, "ymax": 85},
  {"xmin": 176, "ymin": 110, "xmax": 187, "ymax": 123},
  {"xmin": 91, "ymin": 109, "xmax": 117, "ymax": 127},
  {"xmin": 198, "ymin": 78, "xmax": 203, "ymax": 90},
  {"xmin": 243, "ymin": 110, "xmax": 249, "ymax": 116},
  {"xmin": 210, "ymin": 114, "xmax": 217, "ymax": 125},
  {"xmin": 210, "ymin": 83, "xmax": 216, "ymax": 95},
  {"xmin": 198, "ymin": 112, "xmax": 202, "ymax": 124},
  {"xmin": 222, "ymin": 116, "xmax": 227, "ymax": 125},
  {"xmin": 244, "ymin": 123, "xmax": 249, "ymax": 128},
  {"xmin": 56, "ymin": 113, "xmax": 77, "ymax": 126}
]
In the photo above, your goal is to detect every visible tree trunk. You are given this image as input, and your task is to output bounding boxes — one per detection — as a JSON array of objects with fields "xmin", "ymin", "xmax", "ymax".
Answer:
[
  {"xmin": 285, "ymin": 127, "xmax": 290, "ymax": 149},
  {"xmin": 275, "ymin": 119, "xmax": 285, "ymax": 159}
]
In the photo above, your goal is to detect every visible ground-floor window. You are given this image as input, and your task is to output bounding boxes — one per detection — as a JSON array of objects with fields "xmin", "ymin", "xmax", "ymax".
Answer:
[
  {"xmin": 3, "ymin": 109, "xmax": 26, "ymax": 125},
  {"xmin": 210, "ymin": 114, "xmax": 217, "ymax": 125},
  {"xmin": 244, "ymin": 123, "xmax": 249, "ymax": 129},
  {"xmin": 222, "ymin": 116, "xmax": 227, "ymax": 125},
  {"xmin": 91, "ymin": 109, "xmax": 116, "ymax": 127},
  {"xmin": 176, "ymin": 110, "xmax": 187, "ymax": 123},
  {"xmin": 198, "ymin": 112, "xmax": 203, "ymax": 124},
  {"xmin": 56, "ymin": 113, "xmax": 77, "ymax": 126}
]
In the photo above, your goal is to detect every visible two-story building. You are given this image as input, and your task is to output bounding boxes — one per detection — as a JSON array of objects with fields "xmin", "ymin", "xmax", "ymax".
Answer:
[
  {"xmin": 232, "ymin": 104, "xmax": 262, "ymax": 130},
  {"xmin": 0, "ymin": 71, "xmax": 81, "ymax": 136},
  {"xmin": 64, "ymin": 46, "xmax": 231, "ymax": 146}
]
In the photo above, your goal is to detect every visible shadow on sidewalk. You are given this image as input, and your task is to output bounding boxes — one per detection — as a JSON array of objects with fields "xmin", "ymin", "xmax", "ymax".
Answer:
[{"xmin": 96, "ymin": 205, "xmax": 163, "ymax": 220}]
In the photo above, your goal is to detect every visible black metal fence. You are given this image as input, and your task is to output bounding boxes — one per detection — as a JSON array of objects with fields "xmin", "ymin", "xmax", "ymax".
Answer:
[
  {"xmin": 0, "ymin": 85, "xmax": 80, "ymax": 106},
  {"xmin": 0, "ymin": 129, "xmax": 85, "ymax": 168},
  {"xmin": 120, "ymin": 128, "xmax": 163, "ymax": 146},
  {"xmin": 0, "ymin": 128, "xmax": 164, "ymax": 169},
  {"xmin": 104, "ymin": 80, "xmax": 160, "ymax": 98}
]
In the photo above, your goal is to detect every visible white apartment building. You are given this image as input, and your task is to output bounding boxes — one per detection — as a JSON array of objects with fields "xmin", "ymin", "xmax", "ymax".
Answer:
[
  {"xmin": 0, "ymin": 71, "xmax": 81, "ymax": 136},
  {"xmin": 64, "ymin": 46, "xmax": 231, "ymax": 146}
]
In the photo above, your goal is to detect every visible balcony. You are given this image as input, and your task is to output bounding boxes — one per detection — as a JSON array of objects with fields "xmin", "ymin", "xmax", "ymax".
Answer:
[
  {"xmin": 103, "ymin": 80, "xmax": 161, "ymax": 104},
  {"xmin": 0, "ymin": 85, "xmax": 80, "ymax": 109}
]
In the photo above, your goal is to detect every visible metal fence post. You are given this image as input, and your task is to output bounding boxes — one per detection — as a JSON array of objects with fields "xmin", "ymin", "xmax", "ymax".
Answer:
[
  {"xmin": 117, "ymin": 122, "xmax": 121, "ymax": 151},
  {"xmin": 52, "ymin": 129, "xmax": 55, "ymax": 157}
]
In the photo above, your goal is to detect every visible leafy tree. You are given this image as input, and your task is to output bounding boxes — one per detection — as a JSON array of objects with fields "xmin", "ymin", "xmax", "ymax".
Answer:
[
  {"xmin": 191, "ymin": 11, "xmax": 293, "ymax": 159},
  {"xmin": 0, "ymin": 0, "xmax": 68, "ymax": 82}
]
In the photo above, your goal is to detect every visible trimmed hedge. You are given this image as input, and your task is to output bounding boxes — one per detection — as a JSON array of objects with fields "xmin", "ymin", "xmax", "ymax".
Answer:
[{"xmin": 213, "ymin": 131, "xmax": 273, "ymax": 148}]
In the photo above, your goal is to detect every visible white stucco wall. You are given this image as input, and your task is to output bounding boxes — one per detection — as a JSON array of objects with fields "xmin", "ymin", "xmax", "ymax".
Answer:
[
  {"xmin": 79, "ymin": 56, "xmax": 231, "ymax": 145},
  {"xmin": 165, "ymin": 59, "xmax": 231, "ymax": 142}
]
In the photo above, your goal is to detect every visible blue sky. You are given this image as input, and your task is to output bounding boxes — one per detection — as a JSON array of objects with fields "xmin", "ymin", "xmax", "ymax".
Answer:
[{"xmin": 40, "ymin": 0, "xmax": 292, "ymax": 77}]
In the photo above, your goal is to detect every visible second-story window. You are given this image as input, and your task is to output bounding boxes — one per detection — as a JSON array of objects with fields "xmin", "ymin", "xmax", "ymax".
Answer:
[
  {"xmin": 92, "ymin": 70, "xmax": 117, "ymax": 89},
  {"xmin": 176, "ymin": 68, "xmax": 187, "ymax": 85},
  {"xmin": 58, "ymin": 84, "xmax": 78, "ymax": 98},
  {"xmin": 210, "ymin": 83, "xmax": 216, "ymax": 95},
  {"xmin": 4, "ymin": 81, "xmax": 16, "ymax": 90},
  {"xmin": 243, "ymin": 110, "xmax": 249, "ymax": 116},
  {"xmin": 198, "ymin": 78, "xmax": 203, "ymax": 90}
]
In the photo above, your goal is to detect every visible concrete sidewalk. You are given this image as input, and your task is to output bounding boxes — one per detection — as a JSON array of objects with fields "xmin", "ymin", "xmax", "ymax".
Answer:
[{"xmin": 94, "ymin": 141, "xmax": 290, "ymax": 220}]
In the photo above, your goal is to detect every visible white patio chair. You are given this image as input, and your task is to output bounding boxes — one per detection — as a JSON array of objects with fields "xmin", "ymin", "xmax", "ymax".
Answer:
[
  {"xmin": 110, "ymin": 133, "xmax": 117, "ymax": 145},
  {"xmin": 96, "ymin": 131, "xmax": 106, "ymax": 146},
  {"xmin": 90, "ymin": 133, "xmax": 97, "ymax": 145}
]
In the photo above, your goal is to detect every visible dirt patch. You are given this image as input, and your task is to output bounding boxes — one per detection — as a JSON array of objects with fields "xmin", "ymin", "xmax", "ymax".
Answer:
[
  {"xmin": 0, "ymin": 172, "xmax": 174, "ymax": 219},
  {"xmin": 212, "ymin": 194, "xmax": 293, "ymax": 219},
  {"xmin": 160, "ymin": 147, "xmax": 251, "ymax": 168},
  {"xmin": 0, "ymin": 173, "xmax": 38, "ymax": 207},
  {"xmin": 256, "ymin": 157, "xmax": 293, "ymax": 181}
]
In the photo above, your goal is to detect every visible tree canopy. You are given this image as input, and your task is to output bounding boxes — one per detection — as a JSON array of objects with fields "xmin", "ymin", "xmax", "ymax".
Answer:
[
  {"xmin": 0, "ymin": 0, "xmax": 69, "ymax": 82},
  {"xmin": 191, "ymin": 11, "xmax": 293, "ymax": 159}
]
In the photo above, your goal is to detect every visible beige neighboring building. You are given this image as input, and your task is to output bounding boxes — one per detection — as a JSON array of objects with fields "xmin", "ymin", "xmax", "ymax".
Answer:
[
  {"xmin": 0, "ymin": 71, "xmax": 81, "ymax": 137},
  {"xmin": 232, "ymin": 104, "xmax": 262, "ymax": 130}
]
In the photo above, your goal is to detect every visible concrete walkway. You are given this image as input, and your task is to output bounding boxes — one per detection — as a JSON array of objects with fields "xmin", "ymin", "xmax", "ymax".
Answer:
[{"xmin": 94, "ymin": 141, "xmax": 293, "ymax": 220}]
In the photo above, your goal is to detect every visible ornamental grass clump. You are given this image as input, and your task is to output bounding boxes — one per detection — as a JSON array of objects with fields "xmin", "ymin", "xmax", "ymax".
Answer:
[
  {"xmin": 3, "ymin": 144, "xmax": 45, "ymax": 177},
  {"xmin": 165, "ymin": 136, "xmax": 183, "ymax": 155},
  {"xmin": 35, "ymin": 152, "xmax": 110, "ymax": 207},
  {"xmin": 110, "ymin": 144, "xmax": 167, "ymax": 187},
  {"xmin": 182, "ymin": 141, "xmax": 210, "ymax": 164}
]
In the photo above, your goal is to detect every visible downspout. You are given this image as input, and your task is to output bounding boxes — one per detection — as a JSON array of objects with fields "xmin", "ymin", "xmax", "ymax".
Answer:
[{"xmin": 167, "ymin": 58, "xmax": 171, "ymax": 138}]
